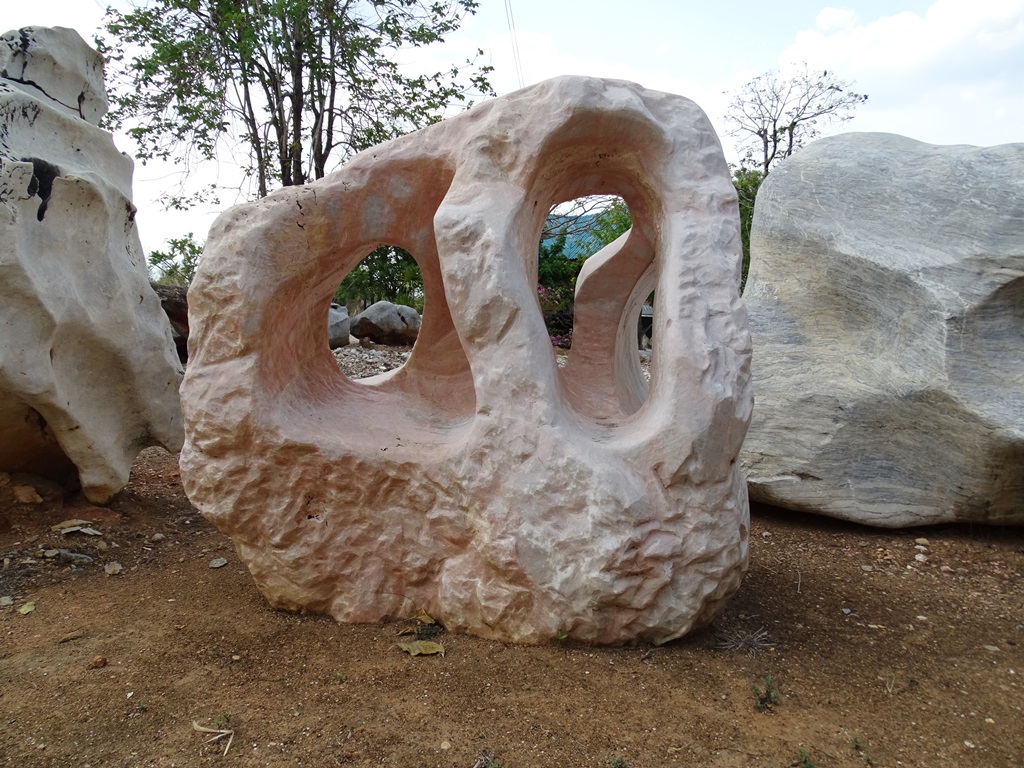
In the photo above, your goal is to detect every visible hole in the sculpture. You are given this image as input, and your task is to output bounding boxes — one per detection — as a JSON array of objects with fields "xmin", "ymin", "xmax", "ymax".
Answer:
[
  {"xmin": 637, "ymin": 290, "xmax": 655, "ymax": 347},
  {"xmin": 329, "ymin": 245, "xmax": 424, "ymax": 379},
  {"xmin": 537, "ymin": 195, "xmax": 631, "ymax": 349}
]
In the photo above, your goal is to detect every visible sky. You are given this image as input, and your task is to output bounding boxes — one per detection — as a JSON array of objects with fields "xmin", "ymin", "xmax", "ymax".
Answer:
[{"xmin": 5, "ymin": 0, "xmax": 1023, "ymax": 253}]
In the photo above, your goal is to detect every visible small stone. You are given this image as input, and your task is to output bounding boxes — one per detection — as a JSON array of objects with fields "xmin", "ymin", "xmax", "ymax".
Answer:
[
  {"xmin": 209, "ymin": 557, "xmax": 228, "ymax": 569},
  {"xmin": 964, "ymin": 740, "xmax": 976, "ymax": 749},
  {"xmin": 914, "ymin": 544, "xmax": 929, "ymax": 552},
  {"xmin": 861, "ymin": 565, "xmax": 874, "ymax": 572},
  {"xmin": 914, "ymin": 538, "xmax": 929, "ymax": 546},
  {"xmin": 916, "ymin": 615, "xmax": 928, "ymax": 621},
  {"xmin": 914, "ymin": 553, "xmax": 929, "ymax": 562},
  {"xmin": 440, "ymin": 741, "xmax": 451, "ymax": 751},
  {"xmin": 87, "ymin": 655, "xmax": 108, "ymax": 669},
  {"xmin": 150, "ymin": 533, "xmax": 167, "ymax": 542},
  {"xmin": 0, "ymin": 596, "xmax": 13, "ymax": 607},
  {"xmin": 44, "ymin": 549, "xmax": 59, "ymax": 558},
  {"xmin": 104, "ymin": 562, "xmax": 124, "ymax": 576},
  {"xmin": 12, "ymin": 486, "xmax": 43, "ymax": 504},
  {"xmin": 983, "ymin": 645, "xmax": 1000, "ymax": 652},
  {"xmin": 985, "ymin": 718, "xmax": 995, "ymax": 724},
  {"xmin": 841, "ymin": 608, "xmax": 852, "ymax": 615},
  {"xmin": 940, "ymin": 565, "xmax": 956, "ymax": 574}
]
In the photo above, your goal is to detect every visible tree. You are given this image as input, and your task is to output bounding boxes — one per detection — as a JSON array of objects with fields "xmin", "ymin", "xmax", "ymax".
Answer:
[
  {"xmin": 725, "ymin": 64, "xmax": 867, "ymax": 176},
  {"xmin": 148, "ymin": 233, "xmax": 204, "ymax": 285},
  {"xmin": 583, "ymin": 197, "xmax": 631, "ymax": 253},
  {"xmin": 333, "ymin": 246, "xmax": 424, "ymax": 311},
  {"xmin": 99, "ymin": 0, "xmax": 494, "ymax": 206},
  {"xmin": 731, "ymin": 165, "xmax": 763, "ymax": 291}
]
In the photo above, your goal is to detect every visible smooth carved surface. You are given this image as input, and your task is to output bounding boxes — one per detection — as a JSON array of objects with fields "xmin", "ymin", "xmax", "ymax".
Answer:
[
  {"xmin": 742, "ymin": 133, "xmax": 1024, "ymax": 528},
  {"xmin": 0, "ymin": 27, "xmax": 184, "ymax": 503},
  {"xmin": 180, "ymin": 76, "xmax": 752, "ymax": 645}
]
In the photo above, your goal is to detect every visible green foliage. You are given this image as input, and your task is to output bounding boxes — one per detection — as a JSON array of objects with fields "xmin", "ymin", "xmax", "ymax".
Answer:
[
  {"xmin": 752, "ymin": 674, "xmax": 782, "ymax": 712},
  {"xmin": 584, "ymin": 198, "xmax": 631, "ymax": 252},
  {"xmin": 609, "ymin": 757, "xmax": 629, "ymax": 768},
  {"xmin": 797, "ymin": 748, "xmax": 817, "ymax": 768},
  {"xmin": 732, "ymin": 165, "xmax": 763, "ymax": 292},
  {"xmin": 334, "ymin": 246, "xmax": 424, "ymax": 311},
  {"xmin": 98, "ymin": 0, "xmax": 494, "ymax": 207},
  {"xmin": 725, "ymin": 64, "xmax": 867, "ymax": 176},
  {"xmin": 148, "ymin": 232, "xmax": 203, "ymax": 285}
]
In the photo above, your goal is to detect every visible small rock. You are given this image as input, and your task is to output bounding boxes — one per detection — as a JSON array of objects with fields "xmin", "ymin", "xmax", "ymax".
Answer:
[
  {"xmin": 12, "ymin": 485, "xmax": 43, "ymax": 504},
  {"xmin": 985, "ymin": 718, "xmax": 995, "ymax": 724},
  {"xmin": 940, "ymin": 565, "xmax": 956, "ymax": 574},
  {"xmin": 104, "ymin": 562, "xmax": 124, "ymax": 576},
  {"xmin": 964, "ymin": 740, "xmax": 976, "ymax": 749},
  {"xmin": 841, "ymin": 608, "xmax": 852, "ymax": 615},
  {"xmin": 87, "ymin": 655, "xmax": 108, "ymax": 669},
  {"xmin": 982, "ymin": 645, "xmax": 1000, "ymax": 652},
  {"xmin": 209, "ymin": 557, "xmax": 228, "ymax": 569},
  {"xmin": 914, "ymin": 553, "xmax": 929, "ymax": 562},
  {"xmin": 440, "ymin": 741, "xmax": 451, "ymax": 751},
  {"xmin": 914, "ymin": 538, "xmax": 929, "ymax": 546},
  {"xmin": 861, "ymin": 565, "xmax": 874, "ymax": 572},
  {"xmin": 150, "ymin": 533, "xmax": 166, "ymax": 542},
  {"xmin": 914, "ymin": 544, "xmax": 929, "ymax": 552},
  {"xmin": 0, "ymin": 596, "xmax": 13, "ymax": 607},
  {"xmin": 44, "ymin": 549, "xmax": 60, "ymax": 558}
]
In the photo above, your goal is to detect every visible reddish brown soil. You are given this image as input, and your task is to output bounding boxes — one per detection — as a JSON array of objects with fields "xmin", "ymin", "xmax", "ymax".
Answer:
[{"xmin": 2, "ymin": 448, "xmax": 1022, "ymax": 768}]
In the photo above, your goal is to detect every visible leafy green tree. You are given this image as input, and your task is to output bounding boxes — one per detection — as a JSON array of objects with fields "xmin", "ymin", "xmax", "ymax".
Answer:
[
  {"xmin": 334, "ymin": 246, "xmax": 424, "ymax": 312},
  {"xmin": 148, "ymin": 233, "xmax": 204, "ymax": 285},
  {"xmin": 99, "ymin": 0, "xmax": 494, "ymax": 206},
  {"xmin": 583, "ymin": 198, "xmax": 631, "ymax": 252},
  {"xmin": 732, "ymin": 165, "xmax": 763, "ymax": 291},
  {"xmin": 725, "ymin": 64, "xmax": 867, "ymax": 176}
]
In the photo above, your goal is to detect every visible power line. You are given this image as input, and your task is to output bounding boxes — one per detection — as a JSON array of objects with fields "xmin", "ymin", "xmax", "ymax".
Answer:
[{"xmin": 504, "ymin": 0, "xmax": 525, "ymax": 89}]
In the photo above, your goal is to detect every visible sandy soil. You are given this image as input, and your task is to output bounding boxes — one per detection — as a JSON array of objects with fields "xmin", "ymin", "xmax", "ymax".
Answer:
[{"xmin": 2, "ymin": 447, "xmax": 1022, "ymax": 768}]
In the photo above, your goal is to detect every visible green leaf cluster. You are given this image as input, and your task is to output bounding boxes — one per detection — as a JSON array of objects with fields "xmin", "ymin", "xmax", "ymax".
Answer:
[
  {"xmin": 148, "ymin": 232, "xmax": 204, "ymax": 285},
  {"xmin": 98, "ymin": 0, "xmax": 494, "ymax": 207}
]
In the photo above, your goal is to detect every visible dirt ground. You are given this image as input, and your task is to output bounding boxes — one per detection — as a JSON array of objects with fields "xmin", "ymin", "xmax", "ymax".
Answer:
[{"xmin": 1, "ymin": 446, "xmax": 1022, "ymax": 768}]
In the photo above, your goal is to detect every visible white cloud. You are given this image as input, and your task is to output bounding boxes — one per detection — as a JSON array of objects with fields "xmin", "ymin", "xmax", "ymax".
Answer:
[
  {"xmin": 778, "ymin": 0, "xmax": 1024, "ymax": 147},
  {"xmin": 816, "ymin": 7, "xmax": 858, "ymax": 32}
]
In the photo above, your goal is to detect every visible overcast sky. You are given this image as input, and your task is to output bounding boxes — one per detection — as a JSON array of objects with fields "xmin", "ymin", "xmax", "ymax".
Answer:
[{"xmin": 6, "ymin": 0, "xmax": 1023, "ymax": 252}]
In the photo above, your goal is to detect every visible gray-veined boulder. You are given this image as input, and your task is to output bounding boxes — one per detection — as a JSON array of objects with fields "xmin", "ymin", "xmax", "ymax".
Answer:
[{"xmin": 742, "ymin": 133, "xmax": 1023, "ymax": 527}]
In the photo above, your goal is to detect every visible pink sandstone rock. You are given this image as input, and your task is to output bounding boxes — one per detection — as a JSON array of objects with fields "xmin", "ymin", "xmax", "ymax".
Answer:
[{"xmin": 180, "ymin": 76, "xmax": 752, "ymax": 645}]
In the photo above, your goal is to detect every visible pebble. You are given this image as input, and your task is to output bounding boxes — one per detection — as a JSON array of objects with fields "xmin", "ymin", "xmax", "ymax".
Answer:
[
  {"xmin": 209, "ymin": 557, "xmax": 228, "ymax": 569},
  {"xmin": 914, "ymin": 553, "xmax": 929, "ymax": 563},
  {"xmin": 150, "ymin": 533, "xmax": 166, "ymax": 542},
  {"xmin": 915, "ymin": 538, "xmax": 930, "ymax": 546},
  {"xmin": 861, "ymin": 565, "xmax": 874, "ymax": 572},
  {"xmin": 940, "ymin": 565, "xmax": 956, "ymax": 574}
]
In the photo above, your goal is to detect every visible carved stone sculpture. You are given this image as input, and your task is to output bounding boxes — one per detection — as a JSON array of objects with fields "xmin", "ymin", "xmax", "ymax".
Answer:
[
  {"xmin": 742, "ymin": 133, "xmax": 1023, "ymax": 527},
  {"xmin": 180, "ymin": 76, "xmax": 752, "ymax": 645},
  {"xmin": 0, "ymin": 27, "xmax": 184, "ymax": 503}
]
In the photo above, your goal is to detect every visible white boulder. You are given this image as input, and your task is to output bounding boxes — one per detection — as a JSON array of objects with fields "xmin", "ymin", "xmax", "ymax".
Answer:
[
  {"xmin": 742, "ymin": 133, "xmax": 1024, "ymax": 527},
  {"xmin": 0, "ymin": 27, "xmax": 184, "ymax": 503},
  {"xmin": 180, "ymin": 76, "xmax": 751, "ymax": 645}
]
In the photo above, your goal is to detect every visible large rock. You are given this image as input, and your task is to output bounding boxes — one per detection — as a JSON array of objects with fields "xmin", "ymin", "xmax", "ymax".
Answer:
[
  {"xmin": 742, "ymin": 133, "xmax": 1024, "ymax": 527},
  {"xmin": 0, "ymin": 27, "xmax": 184, "ymax": 503},
  {"xmin": 180, "ymin": 76, "xmax": 751, "ymax": 645},
  {"xmin": 327, "ymin": 303, "xmax": 350, "ymax": 349},
  {"xmin": 350, "ymin": 300, "xmax": 420, "ymax": 346}
]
